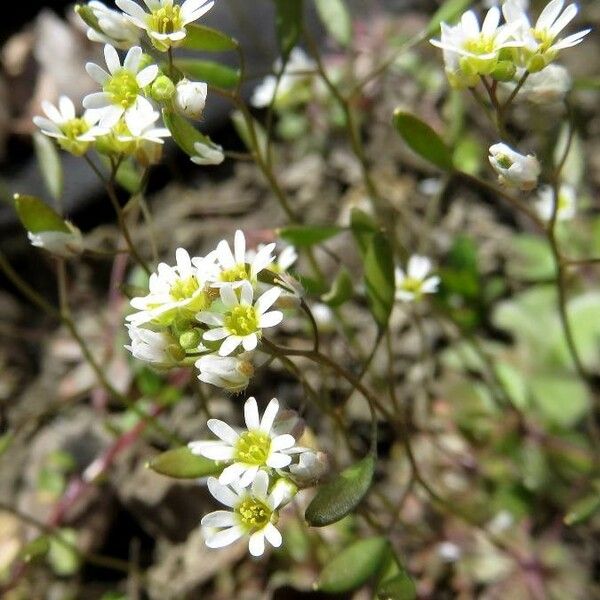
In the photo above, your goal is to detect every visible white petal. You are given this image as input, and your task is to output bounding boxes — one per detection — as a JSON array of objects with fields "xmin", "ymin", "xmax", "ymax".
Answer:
[
  {"xmin": 124, "ymin": 45, "xmax": 142, "ymax": 72},
  {"xmin": 198, "ymin": 445, "xmax": 235, "ymax": 461},
  {"xmin": 260, "ymin": 398, "xmax": 279, "ymax": 433},
  {"xmin": 219, "ymin": 463, "xmax": 246, "ymax": 485},
  {"xmin": 216, "ymin": 240, "xmax": 236, "ymax": 268},
  {"xmin": 208, "ymin": 419, "xmax": 239, "ymax": 444},
  {"xmin": 242, "ymin": 334, "xmax": 258, "ymax": 352},
  {"xmin": 181, "ymin": 0, "xmax": 214, "ymax": 22},
  {"xmin": 207, "ymin": 477, "xmax": 239, "ymax": 507},
  {"xmin": 116, "ymin": 0, "xmax": 149, "ymax": 22},
  {"xmin": 255, "ymin": 286, "xmax": 281, "ymax": 314},
  {"xmin": 537, "ymin": 0, "xmax": 564, "ymax": 30},
  {"xmin": 82, "ymin": 92, "xmax": 112, "ymax": 109},
  {"xmin": 86, "ymin": 62, "xmax": 110, "ymax": 85},
  {"xmin": 238, "ymin": 465, "xmax": 259, "ymax": 488},
  {"xmin": 220, "ymin": 284, "xmax": 238, "ymax": 308},
  {"xmin": 481, "ymin": 7, "xmax": 500, "ymax": 36},
  {"xmin": 248, "ymin": 531, "xmax": 265, "ymax": 556},
  {"xmin": 271, "ymin": 434, "xmax": 295, "ymax": 451},
  {"xmin": 549, "ymin": 3, "xmax": 577, "ymax": 37},
  {"xmin": 104, "ymin": 44, "xmax": 122, "ymax": 74},
  {"xmin": 263, "ymin": 523, "xmax": 282, "ymax": 548},
  {"xmin": 203, "ymin": 328, "xmax": 229, "ymax": 341},
  {"xmin": 58, "ymin": 96, "xmax": 76, "ymax": 120},
  {"xmin": 259, "ymin": 311, "xmax": 283, "ymax": 328},
  {"xmin": 201, "ymin": 510, "xmax": 236, "ymax": 528},
  {"xmin": 240, "ymin": 281, "xmax": 253, "ymax": 305},
  {"xmin": 205, "ymin": 526, "xmax": 244, "ymax": 548},
  {"xmin": 233, "ymin": 230, "xmax": 246, "ymax": 264},
  {"xmin": 137, "ymin": 64, "xmax": 159, "ymax": 87},
  {"xmin": 244, "ymin": 397, "xmax": 260, "ymax": 430},
  {"xmin": 251, "ymin": 469, "xmax": 269, "ymax": 497},
  {"xmin": 219, "ymin": 335, "xmax": 242, "ymax": 356},
  {"xmin": 266, "ymin": 453, "xmax": 292, "ymax": 469},
  {"xmin": 197, "ymin": 312, "xmax": 224, "ymax": 326}
]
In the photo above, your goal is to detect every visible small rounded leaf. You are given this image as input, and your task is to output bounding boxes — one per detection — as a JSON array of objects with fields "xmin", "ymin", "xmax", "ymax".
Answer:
[
  {"xmin": 148, "ymin": 447, "xmax": 222, "ymax": 479},
  {"xmin": 305, "ymin": 454, "xmax": 375, "ymax": 526},
  {"xmin": 182, "ymin": 24, "xmax": 238, "ymax": 52}
]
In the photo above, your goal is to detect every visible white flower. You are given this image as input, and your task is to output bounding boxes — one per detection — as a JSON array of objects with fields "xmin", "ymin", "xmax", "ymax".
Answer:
[
  {"xmin": 174, "ymin": 79, "xmax": 207, "ymax": 120},
  {"xmin": 33, "ymin": 96, "xmax": 104, "ymax": 156},
  {"xmin": 127, "ymin": 248, "xmax": 214, "ymax": 326},
  {"xmin": 535, "ymin": 183, "xmax": 576, "ymax": 221},
  {"xmin": 116, "ymin": 0, "xmax": 215, "ymax": 51},
  {"xmin": 196, "ymin": 353, "xmax": 255, "ymax": 392},
  {"xmin": 82, "ymin": 1, "xmax": 142, "ymax": 49},
  {"xmin": 189, "ymin": 397, "xmax": 302, "ymax": 487},
  {"xmin": 251, "ymin": 47, "xmax": 316, "ymax": 108},
  {"xmin": 201, "ymin": 470, "xmax": 286, "ymax": 557},
  {"xmin": 516, "ymin": 64, "xmax": 571, "ymax": 103},
  {"xmin": 289, "ymin": 450, "xmax": 329, "ymax": 486},
  {"xmin": 191, "ymin": 140, "xmax": 225, "ymax": 165},
  {"xmin": 502, "ymin": 0, "xmax": 590, "ymax": 70},
  {"xmin": 197, "ymin": 281, "xmax": 283, "ymax": 356},
  {"xmin": 395, "ymin": 256, "xmax": 440, "ymax": 302},
  {"xmin": 125, "ymin": 324, "xmax": 177, "ymax": 366},
  {"xmin": 113, "ymin": 105, "xmax": 171, "ymax": 142},
  {"xmin": 203, "ymin": 230, "xmax": 275, "ymax": 288},
  {"xmin": 488, "ymin": 143, "xmax": 540, "ymax": 191},
  {"xmin": 84, "ymin": 45, "xmax": 159, "ymax": 131},
  {"xmin": 430, "ymin": 7, "xmax": 522, "ymax": 79},
  {"xmin": 28, "ymin": 227, "xmax": 84, "ymax": 258}
]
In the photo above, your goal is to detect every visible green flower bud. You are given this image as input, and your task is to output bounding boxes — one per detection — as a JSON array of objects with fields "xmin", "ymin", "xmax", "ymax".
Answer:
[
  {"xmin": 527, "ymin": 54, "xmax": 547, "ymax": 73},
  {"xmin": 166, "ymin": 344, "xmax": 186, "ymax": 363},
  {"xmin": 150, "ymin": 75, "xmax": 176, "ymax": 102},
  {"xmin": 491, "ymin": 60, "xmax": 517, "ymax": 82},
  {"xmin": 179, "ymin": 328, "xmax": 203, "ymax": 350}
]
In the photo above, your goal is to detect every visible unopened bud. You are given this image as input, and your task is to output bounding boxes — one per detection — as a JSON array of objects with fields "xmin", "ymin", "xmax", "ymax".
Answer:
[
  {"xmin": 166, "ymin": 344, "xmax": 186, "ymax": 363},
  {"xmin": 151, "ymin": 75, "xmax": 176, "ymax": 102},
  {"xmin": 491, "ymin": 60, "xmax": 516, "ymax": 82},
  {"xmin": 174, "ymin": 80, "xmax": 208, "ymax": 120},
  {"xmin": 179, "ymin": 329, "xmax": 203, "ymax": 350}
]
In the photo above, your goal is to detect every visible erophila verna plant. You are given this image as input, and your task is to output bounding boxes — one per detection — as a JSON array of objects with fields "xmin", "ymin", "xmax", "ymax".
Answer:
[{"xmin": 3, "ymin": 0, "xmax": 600, "ymax": 596}]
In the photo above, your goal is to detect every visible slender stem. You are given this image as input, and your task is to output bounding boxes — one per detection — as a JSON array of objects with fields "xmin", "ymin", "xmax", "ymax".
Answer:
[{"xmin": 502, "ymin": 71, "xmax": 529, "ymax": 111}]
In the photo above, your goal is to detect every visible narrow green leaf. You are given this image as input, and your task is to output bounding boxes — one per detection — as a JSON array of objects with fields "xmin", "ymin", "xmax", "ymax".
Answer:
[
  {"xmin": 314, "ymin": 0, "xmax": 352, "ymax": 46},
  {"xmin": 317, "ymin": 537, "xmax": 391, "ymax": 593},
  {"xmin": 322, "ymin": 267, "xmax": 354, "ymax": 307},
  {"xmin": 377, "ymin": 571, "xmax": 417, "ymax": 600},
  {"xmin": 33, "ymin": 132, "xmax": 64, "ymax": 200},
  {"xmin": 21, "ymin": 536, "xmax": 51, "ymax": 563},
  {"xmin": 162, "ymin": 109, "xmax": 213, "ymax": 157},
  {"xmin": 425, "ymin": 0, "xmax": 472, "ymax": 37},
  {"xmin": 14, "ymin": 194, "xmax": 70, "ymax": 233},
  {"xmin": 182, "ymin": 24, "xmax": 238, "ymax": 51},
  {"xmin": 278, "ymin": 225, "xmax": 343, "ymax": 247},
  {"xmin": 364, "ymin": 233, "xmax": 395, "ymax": 329},
  {"xmin": 305, "ymin": 454, "xmax": 375, "ymax": 526},
  {"xmin": 564, "ymin": 491, "xmax": 600, "ymax": 526},
  {"xmin": 274, "ymin": 0, "xmax": 304, "ymax": 58},
  {"xmin": 148, "ymin": 447, "xmax": 222, "ymax": 479},
  {"xmin": 231, "ymin": 110, "xmax": 269, "ymax": 158},
  {"xmin": 350, "ymin": 208, "xmax": 378, "ymax": 258},
  {"xmin": 175, "ymin": 59, "xmax": 240, "ymax": 89},
  {"xmin": 392, "ymin": 110, "xmax": 454, "ymax": 171}
]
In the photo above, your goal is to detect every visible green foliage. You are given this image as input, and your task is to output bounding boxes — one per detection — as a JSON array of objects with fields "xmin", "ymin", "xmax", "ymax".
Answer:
[
  {"xmin": 175, "ymin": 59, "xmax": 240, "ymax": 89},
  {"xmin": 377, "ymin": 571, "xmax": 417, "ymax": 600},
  {"xmin": 305, "ymin": 455, "xmax": 375, "ymax": 526},
  {"xmin": 364, "ymin": 233, "xmax": 395, "ymax": 329},
  {"xmin": 33, "ymin": 132, "xmax": 64, "ymax": 201},
  {"xmin": 48, "ymin": 529, "xmax": 80, "ymax": 576},
  {"xmin": 350, "ymin": 208, "xmax": 379, "ymax": 257},
  {"xmin": 162, "ymin": 110, "xmax": 215, "ymax": 157},
  {"xmin": 278, "ymin": 225, "xmax": 343, "ymax": 247},
  {"xmin": 182, "ymin": 24, "xmax": 238, "ymax": 52},
  {"xmin": 231, "ymin": 110, "xmax": 268, "ymax": 157},
  {"xmin": 274, "ymin": 0, "xmax": 304, "ymax": 58},
  {"xmin": 564, "ymin": 483, "xmax": 600, "ymax": 525},
  {"xmin": 14, "ymin": 194, "xmax": 70, "ymax": 234},
  {"xmin": 20, "ymin": 536, "xmax": 51, "ymax": 563},
  {"xmin": 148, "ymin": 447, "xmax": 222, "ymax": 479},
  {"xmin": 392, "ymin": 110, "xmax": 454, "ymax": 171},
  {"xmin": 314, "ymin": 0, "xmax": 351, "ymax": 47},
  {"xmin": 322, "ymin": 267, "xmax": 354, "ymax": 306}
]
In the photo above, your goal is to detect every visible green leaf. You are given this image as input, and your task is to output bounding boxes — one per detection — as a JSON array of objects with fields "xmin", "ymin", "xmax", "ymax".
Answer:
[
  {"xmin": 564, "ymin": 488, "xmax": 600, "ymax": 526},
  {"xmin": 507, "ymin": 234, "xmax": 555, "ymax": 281},
  {"xmin": 530, "ymin": 375, "xmax": 590, "ymax": 428},
  {"xmin": 231, "ymin": 110, "xmax": 268, "ymax": 158},
  {"xmin": 48, "ymin": 529, "xmax": 80, "ymax": 577},
  {"xmin": 322, "ymin": 267, "xmax": 354, "ymax": 307},
  {"xmin": 20, "ymin": 536, "xmax": 51, "ymax": 563},
  {"xmin": 182, "ymin": 24, "xmax": 238, "ymax": 51},
  {"xmin": 377, "ymin": 571, "xmax": 417, "ymax": 600},
  {"xmin": 33, "ymin": 132, "xmax": 64, "ymax": 201},
  {"xmin": 98, "ymin": 155, "xmax": 143, "ymax": 194},
  {"xmin": 453, "ymin": 135, "xmax": 483, "ymax": 175},
  {"xmin": 425, "ymin": 0, "xmax": 472, "ymax": 37},
  {"xmin": 14, "ymin": 194, "xmax": 70, "ymax": 233},
  {"xmin": 175, "ymin": 59, "xmax": 240, "ymax": 89},
  {"xmin": 364, "ymin": 233, "xmax": 395, "ymax": 329},
  {"xmin": 350, "ymin": 208, "xmax": 378, "ymax": 258},
  {"xmin": 274, "ymin": 0, "xmax": 304, "ymax": 58},
  {"xmin": 392, "ymin": 110, "xmax": 454, "ymax": 171},
  {"xmin": 162, "ymin": 109, "xmax": 213, "ymax": 157},
  {"xmin": 305, "ymin": 454, "xmax": 375, "ymax": 526},
  {"xmin": 278, "ymin": 225, "xmax": 343, "ymax": 247},
  {"xmin": 314, "ymin": 0, "xmax": 351, "ymax": 46},
  {"xmin": 148, "ymin": 447, "xmax": 222, "ymax": 479},
  {"xmin": 317, "ymin": 537, "xmax": 391, "ymax": 593}
]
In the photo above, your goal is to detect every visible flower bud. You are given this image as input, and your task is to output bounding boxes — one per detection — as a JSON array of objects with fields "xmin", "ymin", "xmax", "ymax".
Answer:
[
  {"xmin": 196, "ymin": 354, "xmax": 255, "ymax": 393},
  {"xmin": 174, "ymin": 80, "xmax": 208, "ymax": 120},
  {"xmin": 491, "ymin": 60, "xmax": 516, "ymax": 82},
  {"xmin": 179, "ymin": 328, "xmax": 203, "ymax": 350},
  {"xmin": 289, "ymin": 451, "xmax": 329, "ymax": 487},
  {"xmin": 526, "ymin": 54, "xmax": 547, "ymax": 73},
  {"xmin": 150, "ymin": 75, "xmax": 176, "ymax": 102},
  {"xmin": 488, "ymin": 143, "xmax": 540, "ymax": 191},
  {"xmin": 191, "ymin": 141, "xmax": 225, "ymax": 166}
]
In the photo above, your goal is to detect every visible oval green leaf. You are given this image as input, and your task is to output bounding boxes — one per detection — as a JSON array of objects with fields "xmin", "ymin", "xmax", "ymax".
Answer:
[
  {"xmin": 317, "ymin": 536, "xmax": 391, "ymax": 593},
  {"xmin": 274, "ymin": 0, "xmax": 304, "ymax": 58},
  {"xmin": 392, "ymin": 110, "xmax": 454, "ymax": 171},
  {"xmin": 148, "ymin": 447, "xmax": 222, "ymax": 479},
  {"xmin": 33, "ymin": 132, "xmax": 64, "ymax": 200},
  {"xmin": 175, "ymin": 59, "xmax": 240, "ymax": 89},
  {"xmin": 278, "ymin": 225, "xmax": 343, "ymax": 247},
  {"xmin": 162, "ymin": 109, "xmax": 214, "ymax": 157},
  {"xmin": 305, "ymin": 454, "xmax": 375, "ymax": 526},
  {"xmin": 314, "ymin": 0, "xmax": 351, "ymax": 47},
  {"xmin": 364, "ymin": 233, "xmax": 395, "ymax": 329},
  {"xmin": 322, "ymin": 267, "xmax": 354, "ymax": 307},
  {"xmin": 14, "ymin": 194, "xmax": 70, "ymax": 234},
  {"xmin": 182, "ymin": 24, "xmax": 238, "ymax": 51},
  {"xmin": 377, "ymin": 571, "xmax": 417, "ymax": 600}
]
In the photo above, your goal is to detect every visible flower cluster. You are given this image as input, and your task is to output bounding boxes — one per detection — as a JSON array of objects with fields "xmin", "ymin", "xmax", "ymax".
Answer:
[
  {"xmin": 431, "ymin": 1, "xmax": 589, "ymax": 92},
  {"xmin": 125, "ymin": 230, "xmax": 299, "ymax": 392},
  {"xmin": 190, "ymin": 396, "xmax": 327, "ymax": 556}
]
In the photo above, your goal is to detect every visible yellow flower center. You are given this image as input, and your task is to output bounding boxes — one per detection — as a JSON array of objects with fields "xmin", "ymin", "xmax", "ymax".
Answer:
[
  {"xmin": 104, "ymin": 69, "xmax": 140, "ymax": 109},
  {"xmin": 61, "ymin": 118, "xmax": 90, "ymax": 140},
  {"xmin": 236, "ymin": 497, "xmax": 273, "ymax": 532},
  {"xmin": 463, "ymin": 34, "xmax": 496, "ymax": 56},
  {"xmin": 532, "ymin": 28, "xmax": 555, "ymax": 52},
  {"xmin": 148, "ymin": 4, "xmax": 183, "ymax": 35},
  {"xmin": 235, "ymin": 430, "xmax": 271, "ymax": 465},
  {"xmin": 495, "ymin": 154, "xmax": 512, "ymax": 169},
  {"xmin": 220, "ymin": 264, "xmax": 250, "ymax": 284},
  {"xmin": 224, "ymin": 305, "xmax": 259, "ymax": 337},
  {"xmin": 170, "ymin": 276, "xmax": 200, "ymax": 301},
  {"xmin": 400, "ymin": 277, "xmax": 423, "ymax": 294}
]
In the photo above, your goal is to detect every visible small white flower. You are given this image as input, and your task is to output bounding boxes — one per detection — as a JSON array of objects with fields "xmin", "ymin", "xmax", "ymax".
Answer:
[
  {"xmin": 191, "ymin": 140, "xmax": 225, "ymax": 165},
  {"xmin": 196, "ymin": 353, "xmax": 255, "ymax": 392},
  {"xmin": 189, "ymin": 396, "xmax": 302, "ymax": 487},
  {"xmin": 437, "ymin": 541, "xmax": 462, "ymax": 563},
  {"xmin": 289, "ymin": 450, "xmax": 329, "ymax": 486},
  {"xmin": 395, "ymin": 256, "xmax": 440, "ymax": 302},
  {"xmin": 203, "ymin": 230, "xmax": 275, "ymax": 288},
  {"xmin": 201, "ymin": 470, "xmax": 286, "ymax": 557},
  {"xmin": 503, "ymin": 0, "xmax": 590, "ymax": 70},
  {"xmin": 430, "ymin": 7, "xmax": 522, "ymax": 79},
  {"xmin": 127, "ymin": 248, "xmax": 214, "ymax": 326},
  {"xmin": 82, "ymin": 1, "xmax": 142, "ymax": 49},
  {"xmin": 33, "ymin": 96, "xmax": 104, "ymax": 156},
  {"xmin": 516, "ymin": 64, "xmax": 571, "ymax": 103},
  {"xmin": 28, "ymin": 226, "xmax": 84, "ymax": 258},
  {"xmin": 197, "ymin": 281, "xmax": 283, "ymax": 356},
  {"xmin": 116, "ymin": 0, "xmax": 215, "ymax": 52},
  {"xmin": 488, "ymin": 142, "xmax": 540, "ymax": 191},
  {"xmin": 535, "ymin": 183, "xmax": 576, "ymax": 221},
  {"xmin": 112, "ymin": 105, "xmax": 171, "ymax": 142},
  {"xmin": 251, "ymin": 48, "xmax": 316, "ymax": 108},
  {"xmin": 125, "ymin": 324, "xmax": 177, "ymax": 366},
  {"xmin": 174, "ymin": 79, "xmax": 207, "ymax": 120},
  {"xmin": 84, "ymin": 44, "xmax": 159, "ymax": 131}
]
